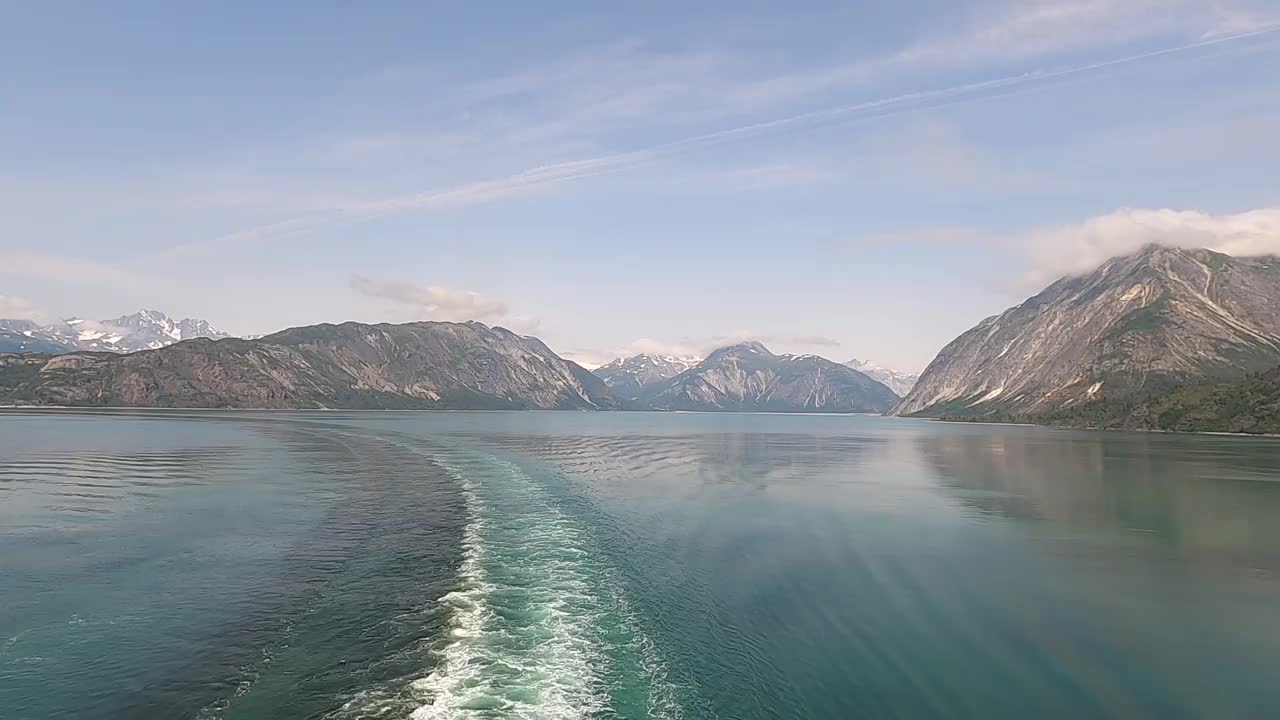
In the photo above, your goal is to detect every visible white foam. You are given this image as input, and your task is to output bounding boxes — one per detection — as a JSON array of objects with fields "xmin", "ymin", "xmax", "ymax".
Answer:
[
  {"xmin": 324, "ymin": 437, "xmax": 690, "ymax": 720},
  {"xmin": 408, "ymin": 454, "xmax": 609, "ymax": 719}
]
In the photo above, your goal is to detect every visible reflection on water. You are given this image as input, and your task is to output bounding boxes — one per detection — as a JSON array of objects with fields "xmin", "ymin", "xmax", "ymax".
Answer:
[
  {"xmin": 918, "ymin": 427, "xmax": 1280, "ymax": 569},
  {"xmin": 431, "ymin": 415, "xmax": 1280, "ymax": 720},
  {"xmin": 0, "ymin": 414, "xmax": 465, "ymax": 720},
  {"xmin": 2, "ymin": 411, "xmax": 1279, "ymax": 720}
]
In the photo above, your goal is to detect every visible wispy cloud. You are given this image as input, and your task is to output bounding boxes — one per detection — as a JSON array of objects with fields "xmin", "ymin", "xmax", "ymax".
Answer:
[
  {"xmin": 347, "ymin": 274, "xmax": 543, "ymax": 335},
  {"xmin": 894, "ymin": 0, "xmax": 1254, "ymax": 66},
  {"xmin": 350, "ymin": 274, "xmax": 510, "ymax": 321},
  {"xmin": 149, "ymin": 23, "xmax": 1276, "ymax": 262}
]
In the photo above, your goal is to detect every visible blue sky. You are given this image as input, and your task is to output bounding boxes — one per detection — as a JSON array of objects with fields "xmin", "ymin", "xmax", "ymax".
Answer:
[{"xmin": 3, "ymin": 0, "xmax": 1279, "ymax": 370}]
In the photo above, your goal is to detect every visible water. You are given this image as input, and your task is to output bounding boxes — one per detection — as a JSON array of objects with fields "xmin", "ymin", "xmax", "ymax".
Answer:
[{"xmin": 2, "ymin": 411, "xmax": 1278, "ymax": 719}]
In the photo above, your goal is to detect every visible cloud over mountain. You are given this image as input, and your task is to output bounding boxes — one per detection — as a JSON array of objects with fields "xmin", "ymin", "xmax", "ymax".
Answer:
[
  {"xmin": 350, "ymin": 274, "xmax": 510, "ymax": 321},
  {"xmin": 1018, "ymin": 207, "xmax": 1280, "ymax": 287}
]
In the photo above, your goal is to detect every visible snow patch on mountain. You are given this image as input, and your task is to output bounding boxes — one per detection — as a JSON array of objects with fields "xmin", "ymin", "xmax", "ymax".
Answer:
[
  {"xmin": 592, "ymin": 353, "xmax": 702, "ymax": 399},
  {"xmin": 845, "ymin": 358, "xmax": 920, "ymax": 396},
  {"xmin": 0, "ymin": 310, "xmax": 230, "ymax": 354}
]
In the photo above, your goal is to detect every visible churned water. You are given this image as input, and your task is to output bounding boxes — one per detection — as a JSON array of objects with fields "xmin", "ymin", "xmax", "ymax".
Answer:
[{"xmin": 2, "ymin": 410, "xmax": 1279, "ymax": 719}]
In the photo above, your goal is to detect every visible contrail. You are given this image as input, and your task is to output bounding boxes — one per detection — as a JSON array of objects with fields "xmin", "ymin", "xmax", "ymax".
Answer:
[{"xmin": 149, "ymin": 25, "xmax": 1279, "ymax": 260}]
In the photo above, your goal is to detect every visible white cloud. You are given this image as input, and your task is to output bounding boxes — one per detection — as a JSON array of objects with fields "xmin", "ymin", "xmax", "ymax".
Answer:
[
  {"xmin": 843, "ymin": 206, "xmax": 1280, "ymax": 291},
  {"xmin": 350, "ymin": 273, "xmax": 542, "ymax": 335},
  {"xmin": 350, "ymin": 274, "xmax": 510, "ymax": 322},
  {"xmin": 0, "ymin": 295, "xmax": 43, "ymax": 321},
  {"xmin": 1018, "ymin": 207, "xmax": 1280, "ymax": 286}
]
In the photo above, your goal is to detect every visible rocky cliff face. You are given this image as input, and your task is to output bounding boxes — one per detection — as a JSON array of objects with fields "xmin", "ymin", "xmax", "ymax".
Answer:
[
  {"xmin": 592, "ymin": 353, "xmax": 700, "ymax": 399},
  {"xmin": 638, "ymin": 341, "xmax": 899, "ymax": 412},
  {"xmin": 0, "ymin": 320, "xmax": 618, "ymax": 410},
  {"xmin": 894, "ymin": 246, "xmax": 1280, "ymax": 419}
]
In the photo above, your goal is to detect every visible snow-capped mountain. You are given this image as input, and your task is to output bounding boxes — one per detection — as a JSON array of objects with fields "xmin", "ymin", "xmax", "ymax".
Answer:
[
  {"xmin": 592, "ymin": 353, "xmax": 701, "ymax": 400},
  {"xmin": 844, "ymin": 358, "xmax": 920, "ymax": 397},
  {"xmin": 0, "ymin": 310, "xmax": 230, "ymax": 354},
  {"xmin": 637, "ymin": 342, "xmax": 900, "ymax": 412},
  {"xmin": 0, "ymin": 320, "xmax": 74, "ymax": 354}
]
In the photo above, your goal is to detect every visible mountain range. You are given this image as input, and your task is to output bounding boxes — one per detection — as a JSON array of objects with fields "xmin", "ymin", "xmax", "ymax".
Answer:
[
  {"xmin": 0, "ymin": 321, "xmax": 615, "ymax": 410},
  {"xmin": 893, "ymin": 245, "xmax": 1280, "ymax": 431},
  {"xmin": 631, "ymin": 342, "xmax": 900, "ymax": 413},
  {"xmin": 592, "ymin": 354, "xmax": 700, "ymax": 401},
  {"xmin": 0, "ymin": 310, "xmax": 229, "ymax": 354},
  {"xmin": 3, "ymin": 245, "xmax": 1278, "ymax": 431}
]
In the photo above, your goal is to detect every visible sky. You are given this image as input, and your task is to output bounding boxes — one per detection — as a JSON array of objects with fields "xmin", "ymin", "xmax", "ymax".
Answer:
[{"xmin": 2, "ymin": 0, "xmax": 1279, "ymax": 371}]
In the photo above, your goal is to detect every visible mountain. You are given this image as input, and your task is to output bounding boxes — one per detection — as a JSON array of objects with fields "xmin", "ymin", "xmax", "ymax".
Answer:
[
  {"xmin": 0, "ymin": 310, "xmax": 230, "ymax": 354},
  {"xmin": 0, "ymin": 320, "xmax": 75, "ymax": 354},
  {"xmin": 592, "ymin": 353, "xmax": 700, "ymax": 399},
  {"xmin": 845, "ymin": 358, "xmax": 919, "ymax": 397},
  {"xmin": 894, "ymin": 246, "xmax": 1280, "ymax": 422},
  {"xmin": 636, "ymin": 341, "xmax": 900, "ymax": 412},
  {"xmin": 1040, "ymin": 365, "xmax": 1280, "ymax": 434},
  {"xmin": 0, "ymin": 320, "xmax": 618, "ymax": 410}
]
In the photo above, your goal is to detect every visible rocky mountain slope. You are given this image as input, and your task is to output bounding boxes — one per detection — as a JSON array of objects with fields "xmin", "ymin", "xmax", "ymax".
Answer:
[
  {"xmin": 592, "ymin": 353, "xmax": 700, "ymax": 399},
  {"xmin": 845, "ymin": 358, "xmax": 919, "ymax": 396},
  {"xmin": 637, "ymin": 341, "xmax": 899, "ymax": 412},
  {"xmin": 0, "ymin": 310, "xmax": 229, "ymax": 354},
  {"xmin": 1040, "ymin": 365, "xmax": 1280, "ymax": 434},
  {"xmin": 0, "ymin": 320, "xmax": 617, "ymax": 410},
  {"xmin": 894, "ymin": 246, "xmax": 1280, "ymax": 420}
]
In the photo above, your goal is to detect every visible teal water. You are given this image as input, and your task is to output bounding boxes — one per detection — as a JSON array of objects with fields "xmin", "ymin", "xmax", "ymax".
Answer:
[{"xmin": 2, "ymin": 411, "xmax": 1279, "ymax": 719}]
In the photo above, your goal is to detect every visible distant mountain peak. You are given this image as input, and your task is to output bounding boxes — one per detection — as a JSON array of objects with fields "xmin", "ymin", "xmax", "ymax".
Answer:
[
  {"xmin": 636, "ymin": 345, "xmax": 899, "ymax": 413},
  {"xmin": 845, "ymin": 358, "xmax": 920, "ymax": 397},
  {"xmin": 0, "ymin": 309, "xmax": 230, "ymax": 355},
  {"xmin": 592, "ymin": 352, "xmax": 702, "ymax": 400},
  {"xmin": 707, "ymin": 340, "xmax": 771, "ymax": 359}
]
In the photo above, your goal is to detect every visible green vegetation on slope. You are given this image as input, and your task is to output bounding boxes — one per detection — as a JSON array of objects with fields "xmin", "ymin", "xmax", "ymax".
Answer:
[{"xmin": 1036, "ymin": 367, "xmax": 1280, "ymax": 434}]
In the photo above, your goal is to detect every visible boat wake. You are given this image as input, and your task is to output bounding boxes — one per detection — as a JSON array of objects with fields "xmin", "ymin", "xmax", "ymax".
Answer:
[{"xmin": 407, "ymin": 451, "xmax": 686, "ymax": 719}]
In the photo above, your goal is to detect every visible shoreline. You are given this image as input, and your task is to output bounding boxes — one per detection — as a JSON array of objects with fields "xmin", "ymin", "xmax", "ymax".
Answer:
[
  {"xmin": 3, "ymin": 405, "xmax": 1277, "ymax": 439},
  {"xmin": 929, "ymin": 416, "xmax": 1280, "ymax": 440}
]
